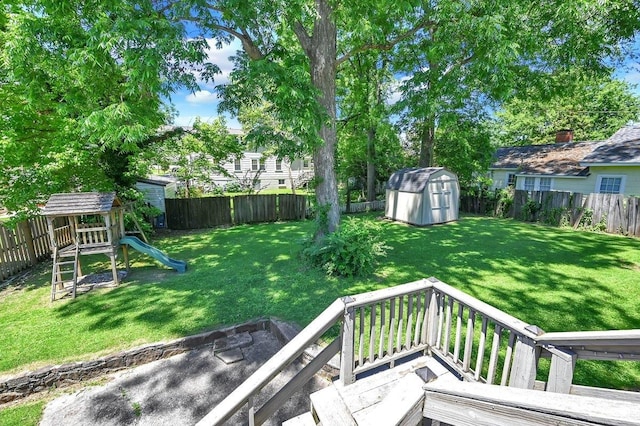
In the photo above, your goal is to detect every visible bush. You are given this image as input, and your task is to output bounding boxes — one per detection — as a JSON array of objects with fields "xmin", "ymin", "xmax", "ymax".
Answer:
[{"xmin": 302, "ymin": 217, "xmax": 388, "ymax": 277}]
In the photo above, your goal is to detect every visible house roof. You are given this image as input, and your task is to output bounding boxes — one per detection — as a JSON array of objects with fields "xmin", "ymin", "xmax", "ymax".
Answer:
[
  {"xmin": 490, "ymin": 141, "xmax": 601, "ymax": 176},
  {"xmin": 136, "ymin": 176, "xmax": 176, "ymax": 187},
  {"xmin": 42, "ymin": 192, "xmax": 121, "ymax": 217},
  {"xmin": 581, "ymin": 124, "xmax": 640, "ymax": 165},
  {"xmin": 386, "ymin": 167, "xmax": 456, "ymax": 193}
]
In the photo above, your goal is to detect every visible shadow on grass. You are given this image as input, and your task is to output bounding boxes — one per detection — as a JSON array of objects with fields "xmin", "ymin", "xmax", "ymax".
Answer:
[{"xmin": 30, "ymin": 215, "xmax": 640, "ymax": 389}]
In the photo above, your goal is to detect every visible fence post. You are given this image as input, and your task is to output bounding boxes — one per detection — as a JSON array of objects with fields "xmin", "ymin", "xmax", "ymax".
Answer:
[
  {"xmin": 340, "ymin": 297, "xmax": 356, "ymax": 385},
  {"xmin": 18, "ymin": 220, "xmax": 37, "ymax": 267}
]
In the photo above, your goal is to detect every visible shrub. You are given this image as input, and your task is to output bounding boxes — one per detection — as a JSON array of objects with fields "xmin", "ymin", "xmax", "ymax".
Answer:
[{"xmin": 302, "ymin": 217, "xmax": 388, "ymax": 277}]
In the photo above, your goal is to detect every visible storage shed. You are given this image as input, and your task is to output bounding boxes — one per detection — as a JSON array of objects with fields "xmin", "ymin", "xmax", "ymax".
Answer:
[{"xmin": 385, "ymin": 167, "xmax": 459, "ymax": 225}]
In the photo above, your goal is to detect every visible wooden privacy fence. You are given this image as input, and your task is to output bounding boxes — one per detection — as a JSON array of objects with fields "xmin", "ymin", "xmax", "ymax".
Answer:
[
  {"xmin": 0, "ymin": 216, "xmax": 51, "ymax": 281},
  {"xmin": 165, "ymin": 194, "xmax": 307, "ymax": 230},
  {"xmin": 462, "ymin": 189, "xmax": 640, "ymax": 238}
]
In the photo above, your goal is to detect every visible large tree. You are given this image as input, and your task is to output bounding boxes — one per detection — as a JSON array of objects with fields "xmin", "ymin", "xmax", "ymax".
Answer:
[{"xmin": 171, "ymin": 0, "xmax": 430, "ymax": 236}]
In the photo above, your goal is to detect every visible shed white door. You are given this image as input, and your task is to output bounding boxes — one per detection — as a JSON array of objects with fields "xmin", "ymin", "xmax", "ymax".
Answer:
[{"xmin": 427, "ymin": 180, "xmax": 452, "ymax": 224}]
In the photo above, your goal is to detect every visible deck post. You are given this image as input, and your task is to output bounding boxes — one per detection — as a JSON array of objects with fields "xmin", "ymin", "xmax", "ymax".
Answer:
[
  {"xmin": 546, "ymin": 346, "xmax": 577, "ymax": 394},
  {"xmin": 509, "ymin": 336, "xmax": 540, "ymax": 389},
  {"xmin": 340, "ymin": 299, "xmax": 356, "ymax": 385}
]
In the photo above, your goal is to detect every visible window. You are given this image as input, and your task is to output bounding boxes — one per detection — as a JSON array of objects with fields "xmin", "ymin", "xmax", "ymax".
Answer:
[
  {"xmin": 507, "ymin": 174, "xmax": 516, "ymax": 187},
  {"xmin": 251, "ymin": 159, "xmax": 258, "ymax": 171},
  {"xmin": 523, "ymin": 177, "xmax": 535, "ymax": 191},
  {"xmin": 598, "ymin": 176, "xmax": 623, "ymax": 194},
  {"xmin": 234, "ymin": 158, "xmax": 241, "ymax": 172},
  {"xmin": 275, "ymin": 159, "xmax": 283, "ymax": 172},
  {"xmin": 259, "ymin": 159, "xmax": 266, "ymax": 171},
  {"xmin": 539, "ymin": 177, "xmax": 551, "ymax": 191},
  {"xmin": 278, "ymin": 179, "xmax": 286, "ymax": 187},
  {"xmin": 303, "ymin": 159, "xmax": 310, "ymax": 169}
]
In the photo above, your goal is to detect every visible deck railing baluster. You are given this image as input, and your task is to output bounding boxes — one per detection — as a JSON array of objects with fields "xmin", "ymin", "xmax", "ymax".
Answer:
[
  {"xmin": 388, "ymin": 298, "xmax": 396, "ymax": 356},
  {"xmin": 369, "ymin": 304, "xmax": 376, "ymax": 363},
  {"xmin": 396, "ymin": 296, "xmax": 404, "ymax": 352},
  {"xmin": 487, "ymin": 324, "xmax": 503, "ymax": 385},
  {"xmin": 475, "ymin": 316, "xmax": 489, "ymax": 381},
  {"xmin": 501, "ymin": 332, "xmax": 517, "ymax": 386},
  {"xmin": 406, "ymin": 294, "xmax": 414, "ymax": 349},
  {"xmin": 453, "ymin": 304, "xmax": 464, "ymax": 363},
  {"xmin": 463, "ymin": 309, "xmax": 476, "ymax": 372},
  {"xmin": 378, "ymin": 300, "xmax": 386, "ymax": 359},
  {"xmin": 358, "ymin": 307, "xmax": 365, "ymax": 367},
  {"xmin": 443, "ymin": 296, "xmax": 453, "ymax": 356},
  {"xmin": 436, "ymin": 292, "xmax": 445, "ymax": 349}
]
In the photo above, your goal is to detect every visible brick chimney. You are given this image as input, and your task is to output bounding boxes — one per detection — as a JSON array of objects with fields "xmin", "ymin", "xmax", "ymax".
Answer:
[{"xmin": 555, "ymin": 129, "xmax": 574, "ymax": 142}]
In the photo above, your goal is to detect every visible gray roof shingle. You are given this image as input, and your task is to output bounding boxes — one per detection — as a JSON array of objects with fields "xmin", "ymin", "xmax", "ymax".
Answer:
[
  {"xmin": 581, "ymin": 124, "xmax": 640, "ymax": 164},
  {"xmin": 42, "ymin": 192, "xmax": 121, "ymax": 217},
  {"xmin": 490, "ymin": 141, "xmax": 600, "ymax": 176},
  {"xmin": 387, "ymin": 167, "xmax": 456, "ymax": 193}
]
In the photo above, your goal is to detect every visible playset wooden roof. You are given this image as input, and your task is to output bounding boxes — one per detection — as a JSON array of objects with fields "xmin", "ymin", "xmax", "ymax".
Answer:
[{"xmin": 42, "ymin": 192, "xmax": 122, "ymax": 217}]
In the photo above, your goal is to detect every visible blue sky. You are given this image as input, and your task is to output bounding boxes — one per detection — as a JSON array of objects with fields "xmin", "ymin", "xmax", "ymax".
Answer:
[
  {"xmin": 171, "ymin": 39, "xmax": 242, "ymax": 129},
  {"xmin": 170, "ymin": 39, "xmax": 640, "ymax": 130}
]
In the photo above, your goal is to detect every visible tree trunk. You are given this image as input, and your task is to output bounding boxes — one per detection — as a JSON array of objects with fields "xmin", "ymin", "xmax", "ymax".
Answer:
[
  {"xmin": 366, "ymin": 127, "xmax": 376, "ymax": 202},
  {"xmin": 296, "ymin": 0, "xmax": 340, "ymax": 237},
  {"xmin": 419, "ymin": 121, "xmax": 435, "ymax": 168}
]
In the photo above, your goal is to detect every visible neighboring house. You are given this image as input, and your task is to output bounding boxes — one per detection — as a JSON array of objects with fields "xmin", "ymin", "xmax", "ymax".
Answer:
[
  {"xmin": 213, "ymin": 149, "xmax": 314, "ymax": 191},
  {"xmin": 489, "ymin": 125, "xmax": 640, "ymax": 196}
]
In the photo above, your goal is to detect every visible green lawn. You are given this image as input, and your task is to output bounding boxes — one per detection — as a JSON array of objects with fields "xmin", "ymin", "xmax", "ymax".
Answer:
[{"xmin": 2, "ymin": 214, "xmax": 640, "ymax": 391}]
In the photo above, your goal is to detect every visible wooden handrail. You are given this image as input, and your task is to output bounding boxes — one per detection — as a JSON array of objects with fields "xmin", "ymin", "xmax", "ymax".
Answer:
[
  {"xmin": 537, "ymin": 329, "xmax": 640, "ymax": 346},
  {"xmin": 344, "ymin": 278, "xmax": 432, "ymax": 308},
  {"xmin": 196, "ymin": 298, "xmax": 345, "ymax": 426}
]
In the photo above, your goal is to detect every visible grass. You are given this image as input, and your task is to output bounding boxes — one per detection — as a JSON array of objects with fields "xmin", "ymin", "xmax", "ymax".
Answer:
[
  {"xmin": 1, "ymin": 214, "xmax": 640, "ymax": 391},
  {"xmin": 0, "ymin": 402, "xmax": 44, "ymax": 426}
]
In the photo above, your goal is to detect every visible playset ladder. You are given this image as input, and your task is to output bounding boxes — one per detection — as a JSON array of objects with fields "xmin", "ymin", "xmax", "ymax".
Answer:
[{"xmin": 50, "ymin": 241, "xmax": 80, "ymax": 301}]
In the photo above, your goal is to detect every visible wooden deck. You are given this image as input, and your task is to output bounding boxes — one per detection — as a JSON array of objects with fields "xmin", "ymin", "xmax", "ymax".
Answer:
[{"xmin": 197, "ymin": 278, "xmax": 640, "ymax": 426}]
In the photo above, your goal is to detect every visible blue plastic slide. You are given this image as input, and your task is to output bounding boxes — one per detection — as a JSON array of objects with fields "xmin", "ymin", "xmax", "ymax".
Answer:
[{"xmin": 120, "ymin": 236, "xmax": 187, "ymax": 273}]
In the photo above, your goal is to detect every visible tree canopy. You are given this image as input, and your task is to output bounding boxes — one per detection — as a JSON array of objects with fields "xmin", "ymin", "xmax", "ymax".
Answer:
[
  {"xmin": 1, "ymin": 0, "xmax": 639, "ymax": 227},
  {"xmin": 492, "ymin": 70, "xmax": 640, "ymax": 146}
]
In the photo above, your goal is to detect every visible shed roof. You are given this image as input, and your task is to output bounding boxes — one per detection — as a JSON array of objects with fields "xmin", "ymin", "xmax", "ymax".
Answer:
[
  {"xmin": 42, "ymin": 192, "xmax": 121, "ymax": 217},
  {"xmin": 386, "ymin": 167, "xmax": 456, "ymax": 193},
  {"xmin": 490, "ymin": 141, "xmax": 599, "ymax": 176},
  {"xmin": 581, "ymin": 124, "xmax": 640, "ymax": 165}
]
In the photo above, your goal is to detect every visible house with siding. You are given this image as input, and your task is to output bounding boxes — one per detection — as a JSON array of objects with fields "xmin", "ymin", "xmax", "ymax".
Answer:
[
  {"xmin": 489, "ymin": 125, "xmax": 640, "ymax": 196},
  {"xmin": 213, "ymin": 149, "xmax": 314, "ymax": 191},
  {"xmin": 212, "ymin": 129, "xmax": 314, "ymax": 191}
]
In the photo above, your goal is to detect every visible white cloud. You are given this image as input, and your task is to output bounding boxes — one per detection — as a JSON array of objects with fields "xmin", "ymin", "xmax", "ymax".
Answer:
[
  {"xmin": 193, "ymin": 38, "xmax": 242, "ymax": 88},
  {"xmin": 185, "ymin": 90, "xmax": 219, "ymax": 104}
]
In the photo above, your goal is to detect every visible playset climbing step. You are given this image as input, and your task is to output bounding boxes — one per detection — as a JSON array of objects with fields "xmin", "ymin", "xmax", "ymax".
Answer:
[{"xmin": 50, "ymin": 242, "xmax": 80, "ymax": 301}]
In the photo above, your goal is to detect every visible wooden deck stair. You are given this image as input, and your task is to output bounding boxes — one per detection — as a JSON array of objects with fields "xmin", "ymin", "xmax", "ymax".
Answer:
[{"xmin": 284, "ymin": 355, "xmax": 456, "ymax": 426}]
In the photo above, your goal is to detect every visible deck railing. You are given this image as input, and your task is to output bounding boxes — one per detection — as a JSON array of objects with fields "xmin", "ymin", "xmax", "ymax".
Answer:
[{"xmin": 197, "ymin": 277, "xmax": 640, "ymax": 425}]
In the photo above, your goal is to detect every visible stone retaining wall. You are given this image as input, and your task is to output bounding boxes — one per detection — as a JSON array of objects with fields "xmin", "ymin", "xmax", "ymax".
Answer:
[{"xmin": 0, "ymin": 318, "xmax": 276, "ymax": 404}]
